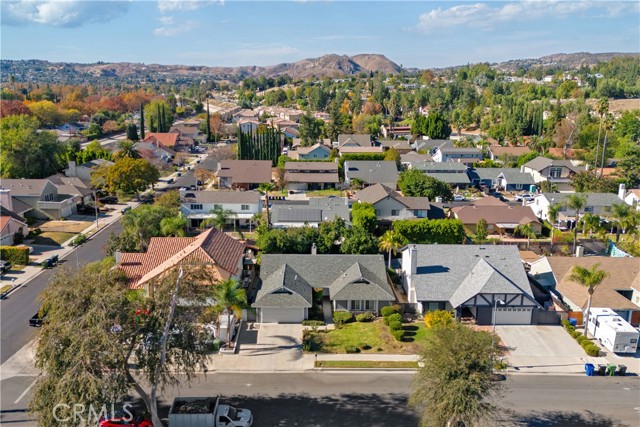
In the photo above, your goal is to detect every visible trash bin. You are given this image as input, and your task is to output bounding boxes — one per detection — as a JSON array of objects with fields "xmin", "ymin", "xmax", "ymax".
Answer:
[
  {"xmin": 568, "ymin": 318, "xmax": 577, "ymax": 327},
  {"xmin": 606, "ymin": 364, "xmax": 617, "ymax": 376},
  {"xmin": 212, "ymin": 339, "xmax": 221, "ymax": 352},
  {"xmin": 584, "ymin": 363, "xmax": 595, "ymax": 376},
  {"xmin": 46, "ymin": 258, "xmax": 54, "ymax": 268},
  {"xmin": 51, "ymin": 254, "xmax": 59, "ymax": 264},
  {"xmin": 597, "ymin": 364, "xmax": 607, "ymax": 376},
  {"xmin": 617, "ymin": 365, "xmax": 627, "ymax": 376}
]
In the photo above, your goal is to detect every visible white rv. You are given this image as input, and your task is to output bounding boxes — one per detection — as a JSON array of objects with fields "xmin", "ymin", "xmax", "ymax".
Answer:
[{"xmin": 587, "ymin": 308, "xmax": 639, "ymax": 354}]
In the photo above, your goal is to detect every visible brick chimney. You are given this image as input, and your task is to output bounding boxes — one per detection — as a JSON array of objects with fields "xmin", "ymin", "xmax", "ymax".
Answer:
[
  {"xmin": 618, "ymin": 183, "xmax": 626, "ymax": 200},
  {"xmin": 410, "ymin": 244, "xmax": 418, "ymax": 275},
  {"xmin": 0, "ymin": 188, "xmax": 13, "ymax": 212}
]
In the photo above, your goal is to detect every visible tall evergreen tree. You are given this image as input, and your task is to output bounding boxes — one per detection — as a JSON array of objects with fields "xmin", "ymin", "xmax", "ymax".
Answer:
[
  {"xmin": 206, "ymin": 103, "xmax": 211, "ymax": 142},
  {"xmin": 140, "ymin": 103, "xmax": 145, "ymax": 139}
]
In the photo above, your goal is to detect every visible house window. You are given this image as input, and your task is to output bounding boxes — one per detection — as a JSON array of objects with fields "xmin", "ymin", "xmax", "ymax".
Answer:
[
  {"xmin": 214, "ymin": 204, "xmax": 222, "ymax": 210},
  {"xmin": 190, "ymin": 204, "xmax": 203, "ymax": 210},
  {"xmin": 363, "ymin": 300, "xmax": 374, "ymax": 311},
  {"xmin": 350, "ymin": 300, "xmax": 362, "ymax": 311},
  {"xmin": 375, "ymin": 210, "xmax": 381, "ymax": 216},
  {"xmin": 584, "ymin": 206, "xmax": 594, "ymax": 213},
  {"xmin": 549, "ymin": 167, "xmax": 562, "ymax": 178},
  {"xmin": 241, "ymin": 204, "xmax": 250, "ymax": 211},
  {"xmin": 515, "ymin": 184, "xmax": 523, "ymax": 190},
  {"xmin": 391, "ymin": 209, "xmax": 400, "ymax": 216},
  {"xmin": 44, "ymin": 193, "xmax": 54, "ymax": 202}
]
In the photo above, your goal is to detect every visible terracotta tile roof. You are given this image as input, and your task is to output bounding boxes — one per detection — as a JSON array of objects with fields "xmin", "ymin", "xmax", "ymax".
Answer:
[
  {"xmin": 548, "ymin": 256, "xmax": 640, "ymax": 311},
  {"xmin": 120, "ymin": 229, "xmax": 246, "ymax": 289},
  {"xmin": 143, "ymin": 133, "xmax": 179, "ymax": 148},
  {"xmin": 489, "ymin": 146, "xmax": 532, "ymax": 157}
]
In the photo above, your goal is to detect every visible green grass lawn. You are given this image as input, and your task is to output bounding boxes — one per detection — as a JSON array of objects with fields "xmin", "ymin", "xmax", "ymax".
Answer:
[
  {"xmin": 0, "ymin": 284, "xmax": 13, "ymax": 294},
  {"xmin": 306, "ymin": 189, "xmax": 345, "ymax": 198},
  {"xmin": 32, "ymin": 231, "xmax": 76, "ymax": 246},
  {"xmin": 315, "ymin": 360, "xmax": 418, "ymax": 369},
  {"xmin": 312, "ymin": 320, "xmax": 431, "ymax": 354}
]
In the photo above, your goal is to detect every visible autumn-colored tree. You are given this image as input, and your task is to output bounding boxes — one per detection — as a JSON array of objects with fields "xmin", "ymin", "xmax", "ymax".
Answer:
[
  {"xmin": 0, "ymin": 100, "xmax": 31, "ymax": 118},
  {"xmin": 27, "ymin": 100, "xmax": 62, "ymax": 127},
  {"xmin": 103, "ymin": 158, "xmax": 160, "ymax": 198},
  {"xmin": 362, "ymin": 101, "xmax": 382, "ymax": 115}
]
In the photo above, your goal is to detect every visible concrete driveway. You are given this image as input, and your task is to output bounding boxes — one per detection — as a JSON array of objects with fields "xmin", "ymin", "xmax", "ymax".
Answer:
[{"xmin": 496, "ymin": 325, "xmax": 590, "ymax": 374}]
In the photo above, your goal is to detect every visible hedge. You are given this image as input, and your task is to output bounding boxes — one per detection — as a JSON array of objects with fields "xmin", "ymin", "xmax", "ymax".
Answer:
[
  {"xmin": 345, "ymin": 345, "xmax": 360, "ymax": 354},
  {"xmin": 333, "ymin": 311, "xmax": 353, "ymax": 327},
  {"xmin": 388, "ymin": 320, "xmax": 403, "ymax": 331},
  {"xmin": 0, "ymin": 246, "xmax": 29, "ymax": 265},
  {"xmin": 576, "ymin": 335, "xmax": 587, "ymax": 345},
  {"xmin": 586, "ymin": 345, "xmax": 601, "ymax": 357},
  {"xmin": 393, "ymin": 219, "xmax": 465, "ymax": 244},
  {"xmin": 381, "ymin": 306, "xmax": 399, "ymax": 318},
  {"xmin": 570, "ymin": 331, "xmax": 582, "ymax": 339},
  {"xmin": 561, "ymin": 321, "xmax": 602, "ymax": 357},
  {"xmin": 387, "ymin": 313, "xmax": 403, "ymax": 324},
  {"xmin": 356, "ymin": 312, "xmax": 375, "ymax": 322},
  {"xmin": 302, "ymin": 320, "xmax": 325, "ymax": 327},
  {"xmin": 391, "ymin": 329, "xmax": 404, "ymax": 341}
]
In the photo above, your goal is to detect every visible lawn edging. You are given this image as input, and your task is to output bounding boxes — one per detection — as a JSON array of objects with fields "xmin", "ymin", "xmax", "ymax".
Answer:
[{"xmin": 315, "ymin": 360, "xmax": 419, "ymax": 369}]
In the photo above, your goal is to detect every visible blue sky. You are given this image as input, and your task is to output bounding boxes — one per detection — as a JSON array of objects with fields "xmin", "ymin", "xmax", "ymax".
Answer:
[{"xmin": 1, "ymin": 1, "xmax": 638, "ymax": 69}]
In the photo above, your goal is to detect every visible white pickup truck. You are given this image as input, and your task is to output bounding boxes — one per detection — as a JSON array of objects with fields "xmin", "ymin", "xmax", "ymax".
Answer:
[{"xmin": 169, "ymin": 397, "xmax": 253, "ymax": 427}]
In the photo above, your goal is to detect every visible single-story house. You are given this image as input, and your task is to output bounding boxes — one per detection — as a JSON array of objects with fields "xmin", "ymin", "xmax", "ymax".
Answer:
[
  {"xmin": 412, "ymin": 139, "xmax": 451, "ymax": 156},
  {"xmin": 143, "ymin": 133, "xmax": 180, "ymax": 150},
  {"xmin": 0, "ymin": 205, "xmax": 28, "ymax": 246},
  {"xmin": 284, "ymin": 161, "xmax": 339, "ymax": 191},
  {"xmin": 530, "ymin": 257, "xmax": 640, "ymax": 326},
  {"xmin": 432, "ymin": 146, "xmax": 483, "ymax": 164},
  {"xmin": 344, "ymin": 160, "xmax": 399, "ymax": 188},
  {"xmin": 337, "ymin": 134, "xmax": 372, "ymax": 148},
  {"xmin": 216, "ymin": 160, "xmax": 273, "ymax": 190},
  {"xmin": 621, "ymin": 187, "xmax": 640, "ymax": 210},
  {"xmin": 400, "ymin": 244, "xmax": 540, "ymax": 324},
  {"xmin": 354, "ymin": 183, "xmax": 444, "ymax": 221},
  {"xmin": 487, "ymin": 146, "xmax": 532, "ymax": 161},
  {"xmin": 400, "ymin": 151, "xmax": 432, "ymax": 168},
  {"xmin": 270, "ymin": 197, "xmax": 350, "ymax": 228},
  {"xmin": 46, "ymin": 174, "xmax": 94, "ymax": 205},
  {"xmin": 450, "ymin": 204, "xmax": 542, "ymax": 235},
  {"xmin": 466, "ymin": 168, "xmax": 536, "ymax": 192},
  {"xmin": 180, "ymin": 190, "xmax": 262, "ymax": 229},
  {"xmin": 338, "ymin": 146, "xmax": 384, "ymax": 155},
  {"xmin": 288, "ymin": 143, "xmax": 332, "ymax": 160},
  {"xmin": 119, "ymin": 228, "xmax": 248, "ymax": 295},
  {"xmin": 0, "ymin": 179, "xmax": 76, "ymax": 220},
  {"xmin": 377, "ymin": 139, "xmax": 412, "ymax": 154},
  {"xmin": 253, "ymin": 254, "xmax": 395, "ymax": 323},
  {"xmin": 410, "ymin": 161, "xmax": 471, "ymax": 188}
]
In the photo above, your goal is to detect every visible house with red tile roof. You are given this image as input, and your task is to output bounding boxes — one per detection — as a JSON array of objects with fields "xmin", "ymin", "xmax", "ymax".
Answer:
[
  {"xmin": 0, "ymin": 206, "xmax": 28, "ymax": 246},
  {"xmin": 142, "ymin": 133, "xmax": 179, "ymax": 150},
  {"xmin": 119, "ymin": 228, "xmax": 248, "ymax": 295}
]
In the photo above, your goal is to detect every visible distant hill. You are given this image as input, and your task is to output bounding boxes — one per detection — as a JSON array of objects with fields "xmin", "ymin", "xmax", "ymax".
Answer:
[{"xmin": 491, "ymin": 52, "xmax": 639, "ymax": 72}]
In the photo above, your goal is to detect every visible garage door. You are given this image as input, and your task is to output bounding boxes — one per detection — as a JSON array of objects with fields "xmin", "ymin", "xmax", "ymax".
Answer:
[
  {"xmin": 494, "ymin": 307, "xmax": 533, "ymax": 325},
  {"xmin": 260, "ymin": 308, "xmax": 305, "ymax": 324}
]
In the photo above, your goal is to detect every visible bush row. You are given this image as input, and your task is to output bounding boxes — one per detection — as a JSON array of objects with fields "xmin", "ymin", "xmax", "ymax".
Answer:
[
  {"xmin": 382, "ymin": 305, "xmax": 404, "ymax": 342},
  {"xmin": 562, "ymin": 319, "xmax": 601, "ymax": 357},
  {"xmin": 0, "ymin": 246, "xmax": 29, "ymax": 265},
  {"xmin": 302, "ymin": 320, "xmax": 325, "ymax": 327}
]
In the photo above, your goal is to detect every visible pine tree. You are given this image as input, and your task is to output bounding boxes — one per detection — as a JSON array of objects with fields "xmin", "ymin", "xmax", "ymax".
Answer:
[
  {"xmin": 140, "ymin": 103, "xmax": 145, "ymax": 139},
  {"xmin": 206, "ymin": 103, "xmax": 211, "ymax": 142},
  {"xmin": 156, "ymin": 104, "xmax": 161, "ymax": 133}
]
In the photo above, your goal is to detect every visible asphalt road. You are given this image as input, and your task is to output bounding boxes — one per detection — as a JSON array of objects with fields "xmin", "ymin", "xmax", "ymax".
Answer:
[
  {"xmin": 0, "ymin": 219, "xmax": 123, "ymax": 364},
  {"xmin": 2, "ymin": 373, "xmax": 639, "ymax": 426}
]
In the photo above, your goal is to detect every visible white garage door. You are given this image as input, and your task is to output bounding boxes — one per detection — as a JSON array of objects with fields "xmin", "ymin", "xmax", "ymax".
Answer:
[
  {"xmin": 494, "ymin": 307, "xmax": 532, "ymax": 325},
  {"xmin": 260, "ymin": 308, "xmax": 305, "ymax": 324}
]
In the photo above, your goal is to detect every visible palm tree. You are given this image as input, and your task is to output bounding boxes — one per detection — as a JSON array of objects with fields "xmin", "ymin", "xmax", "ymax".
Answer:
[
  {"xmin": 257, "ymin": 182, "xmax": 275, "ymax": 227},
  {"xmin": 569, "ymin": 263, "xmax": 608, "ymax": 338},
  {"xmin": 204, "ymin": 206, "xmax": 235, "ymax": 231},
  {"xmin": 514, "ymin": 223, "xmax": 536, "ymax": 250},
  {"xmin": 565, "ymin": 194, "xmax": 587, "ymax": 256},
  {"xmin": 212, "ymin": 279, "xmax": 247, "ymax": 346},
  {"xmin": 114, "ymin": 139, "xmax": 140, "ymax": 160},
  {"xmin": 610, "ymin": 203, "xmax": 639, "ymax": 243},
  {"xmin": 378, "ymin": 230, "xmax": 406, "ymax": 268},
  {"xmin": 548, "ymin": 203, "xmax": 561, "ymax": 245},
  {"xmin": 579, "ymin": 213, "xmax": 601, "ymax": 239},
  {"xmin": 160, "ymin": 216, "xmax": 187, "ymax": 237},
  {"xmin": 593, "ymin": 97, "xmax": 608, "ymax": 170},
  {"xmin": 599, "ymin": 113, "xmax": 614, "ymax": 175}
]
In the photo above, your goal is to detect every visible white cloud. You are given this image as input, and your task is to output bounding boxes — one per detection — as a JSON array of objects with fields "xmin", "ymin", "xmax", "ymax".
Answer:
[
  {"xmin": 1, "ymin": 0, "xmax": 130, "ymax": 27},
  {"xmin": 157, "ymin": 0, "xmax": 222, "ymax": 13},
  {"xmin": 153, "ymin": 19, "xmax": 200, "ymax": 36},
  {"xmin": 414, "ymin": 1, "xmax": 635, "ymax": 32}
]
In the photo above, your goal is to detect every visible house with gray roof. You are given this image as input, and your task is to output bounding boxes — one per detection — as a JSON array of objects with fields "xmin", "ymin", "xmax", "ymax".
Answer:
[
  {"xmin": 344, "ymin": 160, "xmax": 399, "ymax": 188},
  {"xmin": 530, "ymin": 192, "xmax": 625, "ymax": 226},
  {"xmin": 521, "ymin": 156, "xmax": 586, "ymax": 190},
  {"xmin": 288, "ymin": 143, "xmax": 332, "ymax": 160},
  {"xmin": 466, "ymin": 168, "xmax": 536, "ymax": 192},
  {"xmin": 409, "ymin": 161, "xmax": 471, "ymax": 188},
  {"xmin": 337, "ymin": 134, "xmax": 372, "ymax": 148},
  {"xmin": 65, "ymin": 159, "xmax": 114, "ymax": 182},
  {"xmin": 354, "ymin": 183, "xmax": 444, "ymax": 221},
  {"xmin": 0, "ymin": 179, "xmax": 77, "ymax": 220},
  {"xmin": 271, "ymin": 197, "xmax": 350, "ymax": 228},
  {"xmin": 400, "ymin": 245, "xmax": 540, "ymax": 324},
  {"xmin": 284, "ymin": 161, "xmax": 339, "ymax": 191},
  {"xmin": 412, "ymin": 139, "xmax": 451, "ymax": 156},
  {"xmin": 253, "ymin": 254, "xmax": 395, "ymax": 323},
  {"xmin": 432, "ymin": 146, "xmax": 483, "ymax": 164}
]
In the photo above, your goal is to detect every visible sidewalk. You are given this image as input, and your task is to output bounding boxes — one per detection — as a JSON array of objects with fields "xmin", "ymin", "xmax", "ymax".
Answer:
[{"xmin": 0, "ymin": 202, "xmax": 134, "ymax": 297}]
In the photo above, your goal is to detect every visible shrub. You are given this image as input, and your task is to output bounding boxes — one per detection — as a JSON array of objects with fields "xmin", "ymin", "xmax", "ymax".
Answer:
[
  {"xmin": 345, "ymin": 345, "xmax": 360, "ymax": 354},
  {"xmin": 388, "ymin": 312, "xmax": 403, "ymax": 324},
  {"xmin": 388, "ymin": 320, "xmax": 403, "ymax": 331},
  {"xmin": 561, "ymin": 319, "xmax": 571, "ymax": 328},
  {"xmin": 333, "ymin": 311, "xmax": 353, "ymax": 328},
  {"xmin": 381, "ymin": 306, "xmax": 398, "ymax": 318},
  {"xmin": 424, "ymin": 310, "xmax": 454, "ymax": 329},
  {"xmin": 570, "ymin": 331, "xmax": 582, "ymax": 339},
  {"xmin": 356, "ymin": 312, "xmax": 375, "ymax": 322},
  {"xmin": 71, "ymin": 233, "xmax": 87, "ymax": 246},
  {"xmin": 361, "ymin": 344, "xmax": 372, "ymax": 350},
  {"xmin": 576, "ymin": 335, "xmax": 587, "ymax": 345},
  {"xmin": 586, "ymin": 345, "xmax": 600, "ymax": 357},
  {"xmin": 0, "ymin": 246, "xmax": 30, "ymax": 265},
  {"xmin": 302, "ymin": 320, "xmax": 325, "ymax": 327},
  {"xmin": 581, "ymin": 339, "xmax": 593, "ymax": 349},
  {"xmin": 391, "ymin": 329, "xmax": 404, "ymax": 341},
  {"xmin": 566, "ymin": 325, "xmax": 575, "ymax": 333}
]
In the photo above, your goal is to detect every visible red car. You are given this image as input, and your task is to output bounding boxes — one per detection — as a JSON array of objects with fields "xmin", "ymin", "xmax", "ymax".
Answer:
[{"xmin": 99, "ymin": 412, "xmax": 152, "ymax": 427}]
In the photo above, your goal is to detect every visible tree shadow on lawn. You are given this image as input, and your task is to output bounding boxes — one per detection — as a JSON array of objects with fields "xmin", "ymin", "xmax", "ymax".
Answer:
[
  {"xmin": 496, "ymin": 409, "xmax": 630, "ymax": 427},
  {"xmin": 402, "ymin": 325, "xmax": 419, "ymax": 342}
]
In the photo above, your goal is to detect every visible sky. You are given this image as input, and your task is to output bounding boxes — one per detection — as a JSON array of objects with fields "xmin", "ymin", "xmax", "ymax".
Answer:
[{"xmin": 1, "ymin": 0, "xmax": 639, "ymax": 69}]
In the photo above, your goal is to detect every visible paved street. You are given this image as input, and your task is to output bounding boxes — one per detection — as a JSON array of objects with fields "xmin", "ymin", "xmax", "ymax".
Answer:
[
  {"xmin": 2, "ymin": 373, "xmax": 639, "ymax": 426},
  {"xmin": 0, "ymin": 219, "xmax": 123, "ymax": 364}
]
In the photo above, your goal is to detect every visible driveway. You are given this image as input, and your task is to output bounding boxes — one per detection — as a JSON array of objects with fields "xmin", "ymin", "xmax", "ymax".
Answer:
[
  {"xmin": 496, "ymin": 325, "xmax": 591, "ymax": 374},
  {"xmin": 242, "ymin": 323, "xmax": 302, "ymax": 356}
]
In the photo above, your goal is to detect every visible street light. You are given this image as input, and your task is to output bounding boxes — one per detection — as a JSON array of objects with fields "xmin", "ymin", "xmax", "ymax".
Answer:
[{"xmin": 491, "ymin": 299, "xmax": 505, "ymax": 371}]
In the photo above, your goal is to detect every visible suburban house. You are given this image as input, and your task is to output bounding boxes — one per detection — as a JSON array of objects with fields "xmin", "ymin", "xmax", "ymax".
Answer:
[
  {"xmin": 233, "ymin": 109, "xmax": 259, "ymax": 123},
  {"xmin": 284, "ymin": 161, "xmax": 339, "ymax": 191},
  {"xmin": 400, "ymin": 244, "xmax": 540, "ymax": 324},
  {"xmin": 410, "ymin": 161, "xmax": 471, "ymax": 188},
  {"xmin": 620, "ymin": 185, "xmax": 640, "ymax": 210},
  {"xmin": 521, "ymin": 156, "xmax": 586, "ymax": 190},
  {"xmin": 0, "ymin": 179, "xmax": 76, "ymax": 219},
  {"xmin": 237, "ymin": 118, "xmax": 260, "ymax": 134},
  {"xmin": 337, "ymin": 134, "xmax": 372, "ymax": 148},
  {"xmin": 432, "ymin": 146, "xmax": 483, "ymax": 164},
  {"xmin": 252, "ymin": 254, "xmax": 395, "ymax": 323},
  {"xmin": 288, "ymin": 143, "xmax": 332, "ymax": 160},
  {"xmin": 338, "ymin": 146, "xmax": 384, "ymax": 155},
  {"xmin": 466, "ymin": 168, "xmax": 536, "ymax": 192},
  {"xmin": 400, "ymin": 151, "xmax": 432, "ymax": 167},
  {"xmin": 119, "ymin": 228, "xmax": 249, "ymax": 295},
  {"xmin": 142, "ymin": 133, "xmax": 180, "ymax": 151},
  {"xmin": 136, "ymin": 140, "xmax": 176, "ymax": 163},
  {"xmin": 65, "ymin": 159, "xmax": 114, "ymax": 182},
  {"xmin": 169, "ymin": 125, "xmax": 199, "ymax": 149},
  {"xmin": 270, "ymin": 197, "xmax": 350, "ymax": 228},
  {"xmin": 47, "ymin": 174, "xmax": 94, "ymax": 205},
  {"xmin": 379, "ymin": 125, "xmax": 411, "ymax": 139},
  {"xmin": 179, "ymin": 190, "xmax": 262, "ymax": 229},
  {"xmin": 377, "ymin": 140, "xmax": 412, "ymax": 154},
  {"xmin": 0, "ymin": 205, "xmax": 28, "ymax": 246},
  {"xmin": 413, "ymin": 139, "xmax": 451, "ymax": 156},
  {"xmin": 487, "ymin": 146, "xmax": 532, "ymax": 161},
  {"xmin": 354, "ymin": 184, "xmax": 444, "ymax": 221},
  {"xmin": 450, "ymin": 204, "xmax": 542, "ymax": 235},
  {"xmin": 344, "ymin": 160, "xmax": 399, "ymax": 188},
  {"xmin": 216, "ymin": 160, "xmax": 273, "ymax": 190},
  {"xmin": 530, "ymin": 257, "xmax": 640, "ymax": 326},
  {"xmin": 530, "ymin": 192, "xmax": 624, "ymax": 225}
]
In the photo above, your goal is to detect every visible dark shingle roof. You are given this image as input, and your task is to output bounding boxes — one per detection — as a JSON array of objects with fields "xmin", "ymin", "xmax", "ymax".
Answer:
[
  {"xmin": 252, "ymin": 263, "xmax": 314, "ymax": 308},
  {"xmin": 181, "ymin": 190, "xmax": 260, "ymax": 204},
  {"xmin": 345, "ymin": 160, "xmax": 399, "ymax": 186},
  {"xmin": 523, "ymin": 156, "xmax": 583, "ymax": 173}
]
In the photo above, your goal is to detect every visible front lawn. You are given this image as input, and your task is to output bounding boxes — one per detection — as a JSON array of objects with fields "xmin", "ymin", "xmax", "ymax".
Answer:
[
  {"xmin": 32, "ymin": 231, "xmax": 76, "ymax": 246},
  {"xmin": 310, "ymin": 320, "xmax": 431, "ymax": 354},
  {"xmin": 315, "ymin": 360, "xmax": 418, "ymax": 369},
  {"xmin": 306, "ymin": 189, "xmax": 345, "ymax": 198}
]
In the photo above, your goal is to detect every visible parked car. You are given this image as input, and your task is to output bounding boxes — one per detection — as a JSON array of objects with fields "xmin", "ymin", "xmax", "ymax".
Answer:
[
  {"xmin": 514, "ymin": 193, "xmax": 536, "ymax": 202},
  {"xmin": 167, "ymin": 178, "xmax": 174, "ymax": 184},
  {"xmin": 453, "ymin": 194, "xmax": 466, "ymax": 202},
  {"xmin": 100, "ymin": 411, "xmax": 152, "ymax": 427},
  {"xmin": 177, "ymin": 172, "xmax": 182, "ymax": 177},
  {"xmin": 0, "ymin": 260, "xmax": 12, "ymax": 276},
  {"xmin": 121, "ymin": 206, "xmax": 132, "ymax": 214},
  {"xmin": 492, "ymin": 192, "xmax": 508, "ymax": 202},
  {"xmin": 29, "ymin": 307, "xmax": 47, "ymax": 327},
  {"xmin": 99, "ymin": 196, "xmax": 118, "ymax": 204}
]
